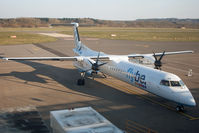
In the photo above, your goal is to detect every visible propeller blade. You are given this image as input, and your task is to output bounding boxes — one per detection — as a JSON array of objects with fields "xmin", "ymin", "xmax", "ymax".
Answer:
[
  {"xmin": 158, "ymin": 51, "xmax": 165, "ymax": 61},
  {"xmin": 87, "ymin": 52, "xmax": 107, "ymax": 74},
  {"xmin": 96, "ymin": 52, "xmax": 100, "ymax": 64},
  {"xmin": 88, "ymin": 59, "xmax": 94, "ymax": 65},
  {"xmin": 153, "ymin": 51, "xmax": 166, "ymax": 70},
  {"xmin": 153, "ymin": 52, "xmax": 158, "ymax": 61},
  {"xmin": 98, "ymin": 62, "xmax": 107, "ymax": 67}
]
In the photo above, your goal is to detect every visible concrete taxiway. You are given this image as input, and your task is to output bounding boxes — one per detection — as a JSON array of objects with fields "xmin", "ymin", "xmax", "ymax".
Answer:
[{"xmin": 0, "ymin": 34, "xmax": 199, "ymax": 133}]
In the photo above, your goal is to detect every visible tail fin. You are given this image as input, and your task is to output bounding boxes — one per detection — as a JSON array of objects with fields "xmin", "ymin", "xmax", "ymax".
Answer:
[
  {"xmin": 71, "ymin": 22, "xmax": 100, "ymax": 56},
  {"xmin": 71, "ymin": 22, "xmax": 82, "ymax": 50}
]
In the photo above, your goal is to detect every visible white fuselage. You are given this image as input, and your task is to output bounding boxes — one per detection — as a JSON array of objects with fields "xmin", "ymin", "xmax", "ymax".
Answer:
[
  {"xmin": 74, "ymin": 55, "xmax": 196, "ymax": 107},
  {"xmin": 99, "ymin": 58, "xmax": 195, "ymax": 106}
]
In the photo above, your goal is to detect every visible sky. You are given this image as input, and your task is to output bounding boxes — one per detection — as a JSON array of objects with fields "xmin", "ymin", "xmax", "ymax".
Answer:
[{"xmin": 0, "ymin": 0, "xmax": 199, "ymax": 20}]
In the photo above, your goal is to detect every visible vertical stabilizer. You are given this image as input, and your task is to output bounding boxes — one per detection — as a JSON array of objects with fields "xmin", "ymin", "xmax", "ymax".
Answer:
[
  {"xmin": 71, "ymin": 22, "xmax": 102, "ymax": 56},
  {"xmin": 71, "ymin": 22, "xmax": 81, "ymax": 50}
]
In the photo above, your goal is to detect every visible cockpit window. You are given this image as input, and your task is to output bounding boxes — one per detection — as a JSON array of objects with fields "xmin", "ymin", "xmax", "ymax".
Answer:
[
  {"xmin": 160, "ymin": 80, "xmax": 184, "ymax": 87},
  {"xmin": 179, "ymin": 80, "xmax": 185, "ymax": 86},
  {"xmin": 160, "ymin": 80, "xmax": 170, "ymax": 86},
  {"xmin": 170, "ymin": 81, "xmax": 181, "ymax": 87}
]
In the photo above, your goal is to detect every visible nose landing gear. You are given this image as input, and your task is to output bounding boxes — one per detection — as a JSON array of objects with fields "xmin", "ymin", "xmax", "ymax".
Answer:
[
  {"xmin": 176, "ymin": 105, "xmax": 184, "ymax": 112},
  {"xmin": 77, "ymin": 72, "xmax": 85, "ymax": 85}
]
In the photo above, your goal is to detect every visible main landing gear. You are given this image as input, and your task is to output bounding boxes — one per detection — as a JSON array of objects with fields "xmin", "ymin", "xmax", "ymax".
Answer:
[
  {"xmin": 176, "ymin": 105, "xmax": 185, "ymax": 112},
  {"xmin": 77, "ymin": 72, "xmax": 85, "ymax": 86},
  {"xmin": 77, "ymin": 71, "xmax": 107, "ymax": 86}
]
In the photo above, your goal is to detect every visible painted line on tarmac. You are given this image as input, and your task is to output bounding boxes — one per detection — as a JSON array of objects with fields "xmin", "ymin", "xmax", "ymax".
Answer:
[{"xmin": 98, "ymin": 78, "xmax": 199, "ymax": 121}]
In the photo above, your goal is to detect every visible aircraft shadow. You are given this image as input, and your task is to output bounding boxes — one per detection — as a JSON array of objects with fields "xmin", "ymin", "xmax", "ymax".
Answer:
[
  {"xmin": 0, "ymin": 60, "xmax": 139, "ymax": 104},
  {"xmin": 0, "ymin": 60, "xmax": 146, "ymax": 129},
  {"xmin": 0, "ymin": 60, "xmax": 197, "ymax": 112}
]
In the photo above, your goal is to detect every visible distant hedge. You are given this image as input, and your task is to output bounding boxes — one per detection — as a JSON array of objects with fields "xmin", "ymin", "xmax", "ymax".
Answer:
[{"xmin": 0, "ymin": 18, "xmax": 199, "ymax": 29}]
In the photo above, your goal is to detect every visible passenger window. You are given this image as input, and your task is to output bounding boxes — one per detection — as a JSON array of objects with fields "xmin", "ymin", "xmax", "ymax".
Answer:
[
  {"xmin": 160, "ymin": 80, "xmax": 170, "ymax": 86},
  {"xmin": 170, "ymin": 81, "xmax": 181, "ymax": 87}
]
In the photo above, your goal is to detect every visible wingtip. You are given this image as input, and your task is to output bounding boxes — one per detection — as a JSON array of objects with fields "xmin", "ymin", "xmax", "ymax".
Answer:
[
  {"xmin": 184, "ymin": 50, "xmax": 194, "ymax": 54},
  {"xmin": 0, "ymin": 57, "xmax": 8, "ymax": 60}
]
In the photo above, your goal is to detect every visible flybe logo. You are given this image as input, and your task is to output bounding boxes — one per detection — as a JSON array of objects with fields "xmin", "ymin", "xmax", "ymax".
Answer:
[{"xmin": 126, "ymin": 68, "xmax": 146, "ymax": 88}]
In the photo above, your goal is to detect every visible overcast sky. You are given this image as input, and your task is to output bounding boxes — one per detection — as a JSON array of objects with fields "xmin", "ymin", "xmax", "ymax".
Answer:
[{"xmin": 0, "ymin": 0, "xmax": 198, "ymax": 20}]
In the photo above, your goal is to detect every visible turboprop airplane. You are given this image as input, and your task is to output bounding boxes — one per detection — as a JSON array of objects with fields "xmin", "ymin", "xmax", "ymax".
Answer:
[{"xmin": 1, "ymin": 23, "xmax": 196, "ymax": 111}]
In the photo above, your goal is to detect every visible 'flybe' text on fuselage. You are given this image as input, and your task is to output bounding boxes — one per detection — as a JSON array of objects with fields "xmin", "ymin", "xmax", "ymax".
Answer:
[{"xmin": 127, "ymin": 68, "xmax": 147, "ymax": 89}]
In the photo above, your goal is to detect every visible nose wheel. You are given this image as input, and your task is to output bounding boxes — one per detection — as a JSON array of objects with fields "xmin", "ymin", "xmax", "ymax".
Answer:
[
  {"xmin": 77, "ymin": 72, "xmax": 85, "ymax": 86},
  {"xmin": 77, "ymin": 78, "xmax": 85, "ymax": 85},
  {"xmin": 176, "ymin": 105, "xmax": 184, "ymax": 112}
]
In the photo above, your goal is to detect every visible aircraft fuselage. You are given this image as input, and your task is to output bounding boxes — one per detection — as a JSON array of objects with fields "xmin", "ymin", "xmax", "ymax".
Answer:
[{"xmin": 98, "ymin": 59, "xmax": 196, "ymax": 107}]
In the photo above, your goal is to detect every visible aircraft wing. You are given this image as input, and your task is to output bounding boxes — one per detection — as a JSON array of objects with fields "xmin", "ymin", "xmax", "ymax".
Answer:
[
  {"xmin": 128, "ymin": 50, "xmax": 193, "ymax": 58},
  {"xmin": 1, "ymin": 57, "xmax": 78, "ymax": 61},
  {"xmin": 1, "ymin": 50, "xmax": 192, "ymax": 61},
  {"xmin": 150, "ymin": 50, "xmax": 194, "ymax": 56},
  {"xmin": 1, "ymin": 56, "xmax": 110, "ymax": 61}
]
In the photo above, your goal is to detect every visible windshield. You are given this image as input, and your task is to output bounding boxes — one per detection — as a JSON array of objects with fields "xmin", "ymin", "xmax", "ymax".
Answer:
[
  {"xmin": 160, "ymin": 80, "xmax": 170, "ymax": 86},
  {"xmin": 170, "ymin": 81, "xmax": 181, "ymax": 87},
  {"xmin": 179, "ymin": 80, "xmax": 185, "ymax": 86},
  {"xmin": 160, "ymin": 79, "xmax": 184, "ymax": 87}
]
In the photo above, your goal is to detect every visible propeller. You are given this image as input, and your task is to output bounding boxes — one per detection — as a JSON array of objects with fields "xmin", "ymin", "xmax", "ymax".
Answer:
[
  {"xmin": 153, "ymin": 51, "xmax": 165, "ymax": 70},
  {"xmin": 88, "ymin": 52, "xmax": 107, "ymax": 76}
]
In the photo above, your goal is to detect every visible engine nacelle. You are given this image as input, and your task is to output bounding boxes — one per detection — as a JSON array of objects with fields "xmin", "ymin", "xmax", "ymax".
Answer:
[{"xmin": 74, "ymin": 57, "xmax": 94, "ymax": 73}]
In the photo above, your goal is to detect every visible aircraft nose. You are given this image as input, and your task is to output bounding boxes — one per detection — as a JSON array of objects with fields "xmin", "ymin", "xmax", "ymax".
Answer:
[
  {"xmin": 176, "ymin": 87, "xmax": 196, "ymax": 107},
  {"xmin": 183, "ymin": 92, "xmax": 196, "ymax": 107},
  {"xmin": 187, "ymin": 97, "xmax": 196, "ymax": 106}
]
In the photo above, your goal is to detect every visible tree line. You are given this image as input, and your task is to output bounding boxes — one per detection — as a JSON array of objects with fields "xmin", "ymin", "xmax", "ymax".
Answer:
[{"xmin": 0, "ymin": 18, "xmax": 199, "ymax": 29}]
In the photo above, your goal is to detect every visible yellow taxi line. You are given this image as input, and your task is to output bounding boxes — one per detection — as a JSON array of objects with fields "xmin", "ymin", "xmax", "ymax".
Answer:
[{"xmin": 98, "ymin": 78, "xmax": 199, "ymax": 120}]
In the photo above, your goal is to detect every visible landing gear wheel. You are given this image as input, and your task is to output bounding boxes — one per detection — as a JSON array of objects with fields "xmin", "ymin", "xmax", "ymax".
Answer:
[
  {"xmin": 77, "ymin": 79, "xmax": 85, "ymax": 86},
  {"xmin": 77, "ymin": 72, "xmax": 86, "ymax": 86},
  {"xmin": 82, "ymin": 79, "xmax": 85, "ymax": 85},
  {"xmin": 102, "ymin": 73, "xmax": 107, "ymax": 78},
  {"xmin": 176, "ymin": 105, "xmax": 184, "ymax": 112}
]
